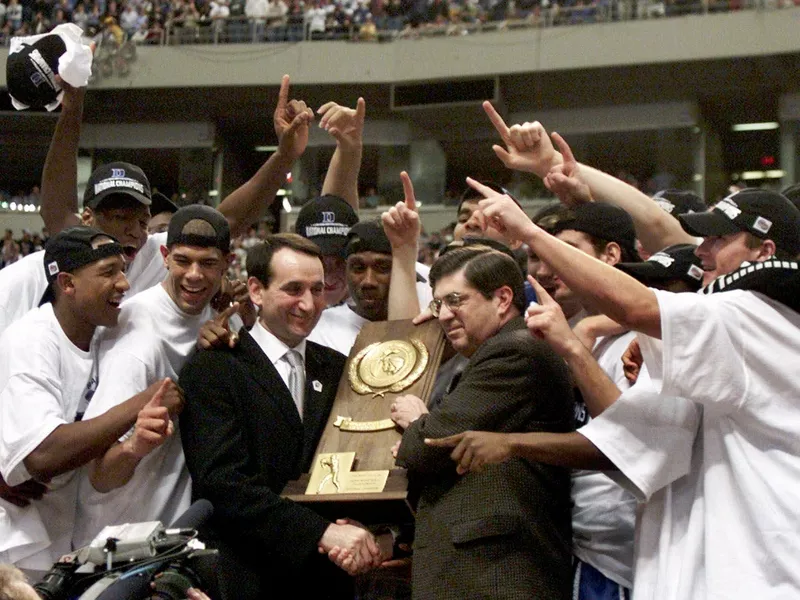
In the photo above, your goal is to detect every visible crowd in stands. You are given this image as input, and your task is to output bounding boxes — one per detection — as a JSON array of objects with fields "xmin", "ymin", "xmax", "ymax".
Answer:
[{"xmin": 2, "ymin": 0, "xmax": 796, "ymax": 47}]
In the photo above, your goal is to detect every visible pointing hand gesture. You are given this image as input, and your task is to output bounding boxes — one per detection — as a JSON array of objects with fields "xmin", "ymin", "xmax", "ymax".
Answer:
[
  {"xmin": 381, "ymin": 171, "xmax": 421, "ymax": 253},
  {"xmin": 274, "ymin": 74, "xmax": 314, "ymax": 161},
  {"xmin": 317, "ymin": 98, "xmax": 366, "ymax": 150},
  {"xmin": 543, "ymin": 132, "xmax": 593, "ymax": 207},
  {"xmin": 525, "ymin": 276, "xmax": 584, "ymax": 359},
  {"xmin": 483, "ymin": 101, "xmax": 562, "ymax": 178}
]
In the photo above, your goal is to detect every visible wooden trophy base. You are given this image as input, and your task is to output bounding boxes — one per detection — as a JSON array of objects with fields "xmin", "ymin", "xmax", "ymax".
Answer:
[{"xmin": 282, "ymin": 469, "xmax": 414, "ymax": 524}]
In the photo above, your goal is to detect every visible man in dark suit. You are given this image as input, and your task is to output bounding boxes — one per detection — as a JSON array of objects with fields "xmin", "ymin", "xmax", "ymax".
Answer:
[
  {"xmin": 391, "ymin": 246, "xmax": 575, "ymax": 600},
  {"xmin": 179, "ymin": 233, "xmax": 384, "ymax": 600}
]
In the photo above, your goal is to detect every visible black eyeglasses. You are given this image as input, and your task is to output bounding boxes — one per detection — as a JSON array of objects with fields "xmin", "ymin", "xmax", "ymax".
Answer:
[{"xmin": 429, "ymin": 292, "xmax": 471, "ymax": 317}]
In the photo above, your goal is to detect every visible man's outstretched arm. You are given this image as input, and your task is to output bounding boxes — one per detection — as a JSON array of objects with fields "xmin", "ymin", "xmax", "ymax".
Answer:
[
  {"xmin": 425, "ymin": 430, "xmax": 615, "ymax": 475},
  {"xmin": 39, "ymin": 81, "xmax": 85, "ymax": 235},
  {"xmin": 217, "ymin": 74, "xmax": 313, "ymax": 237}
]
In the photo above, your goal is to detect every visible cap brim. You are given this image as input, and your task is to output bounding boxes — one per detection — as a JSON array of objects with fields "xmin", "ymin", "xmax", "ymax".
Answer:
[
  {"xmin": 678, "ymin": 211, "xmax": 740, "ymax": 238},
  {"xmin": 617, "ymin": 262, "xmax": 670, "ymax": 284},
  {"xmin": 89, "ymin": 188, "xmax": 152, "ymax": 209},
  {"xmin": 309, "ymin": 235, "xmax": 349, "ymax": 257}
]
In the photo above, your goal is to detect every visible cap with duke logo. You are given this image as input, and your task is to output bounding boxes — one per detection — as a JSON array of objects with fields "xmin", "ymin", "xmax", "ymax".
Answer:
[
  {"xmin": 679, "ymin": 189, "xmax": 800, "ymax": 257},
  {"xmin": 294, "ymin": 195, "xmax": 359, "ymax": 257},
  {"xmin": 39, "ymin": 226, "xmax": 124, "ymax": 305},
  {"xmin": 83, "ymin": 162, "xmax": 152, "ymax": 210}
]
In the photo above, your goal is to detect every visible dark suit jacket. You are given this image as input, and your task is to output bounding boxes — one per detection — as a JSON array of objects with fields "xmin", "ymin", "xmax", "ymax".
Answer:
[
  {"xmin": 396, "ymin": 316, "xmax": 575, "ymax": 600},
  {"xmin": 179, "ymin": 330, "xmax": 348, "ymax": 600}
]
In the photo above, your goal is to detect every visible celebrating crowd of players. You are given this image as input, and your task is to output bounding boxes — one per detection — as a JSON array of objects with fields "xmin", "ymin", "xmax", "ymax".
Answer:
[{"xmin": 1, "ymin": 72, "xmax": 799, "ymax": 600}]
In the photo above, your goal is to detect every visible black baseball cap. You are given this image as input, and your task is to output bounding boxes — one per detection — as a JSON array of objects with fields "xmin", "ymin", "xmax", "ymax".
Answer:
[
  {"xmin": 652, "ymin": 189, "xmax": 706, "ymax": 217},
  {"xmin": 551, "ymin": 203, "xmax": 638, "ymax": 260},
  {"xmin": 83, "ymin": 162, "xmax": 152, "ymax": 210},
  {"xmin": 167, "ymin": 205, "xmax": 231, "ymax": 254},
  {"xmin": 295, "ymin": 195, "xmax": 359, "ymax": 256},
  {"xmin": 6, "ymin": 34, "xmax": 66, "ymax": 109},
  {"xmin": 345, "ymin": 220, "xmax": 392, "ymax": 257},
  {"xmin": 781, "ymin": 183, "xmax": 800, "ymax": 212},
  {"xmin": 151, "ymin": 192, "xmax": 179, "ymax": 216},
  {"xmin": 617, "ymin": 244, "xmax": 704, "ymax": 291},
  {"xmin": 40, "ymin": 226, "xmax": 124, "ymax": 305},
  {"xmin": 679, "ymin": 189, "xmax": 800, "ymax": 257}
]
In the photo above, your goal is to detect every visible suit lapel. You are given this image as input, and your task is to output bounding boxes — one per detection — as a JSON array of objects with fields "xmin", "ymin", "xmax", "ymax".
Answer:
[
  {"xmin": 237, "ymin": 331, "xmax": 303, "ymax": 432},
  {"xmin": 300, "ymin": 347, "xmax": 336, "ymax": 467}
]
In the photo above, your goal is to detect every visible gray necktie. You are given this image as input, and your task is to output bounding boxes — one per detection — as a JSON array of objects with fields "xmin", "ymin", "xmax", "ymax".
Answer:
[{"xmin": 283, "ymin": 350, "xmax": 305, "ymax": 419}]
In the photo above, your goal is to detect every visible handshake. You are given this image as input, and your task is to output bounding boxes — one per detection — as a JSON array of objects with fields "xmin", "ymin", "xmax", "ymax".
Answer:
[{"xmin": 318, "ymin": 519, "xmax": 395, "ymax": 576}]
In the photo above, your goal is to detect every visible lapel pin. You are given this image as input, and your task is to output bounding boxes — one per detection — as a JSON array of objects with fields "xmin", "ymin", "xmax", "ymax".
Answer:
[{"xmin": 312, "ymin": 380, "xmax": 323, "ymax": 392}]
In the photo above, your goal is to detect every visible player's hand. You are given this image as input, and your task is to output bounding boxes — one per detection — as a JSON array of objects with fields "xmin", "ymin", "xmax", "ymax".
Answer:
[
  {"xmin": 274, "ymin": 74, "xmax": 314, "ymax": 162},
  {"xmin": 0, "ymin": 474, "xmax": 48, "ymax": 508},
  {"xmin": 126, "ymin": 380, "xmax": 174, "ymax": 459},
  {"xmin": 197, "ymin": 303, "xmax": 241, "ymax": 350},
  {"xmin": 381, "ymin": 171, "xmax": 421, "ymax": 253},
  {"xmin": 622, "ymin": 338, "xmax": 643, "ymax": 385},
  {"xmin": 543, "ymin": 132, "xmax": 592, "ymax": 207},
  {"xmin": 467, "ymin": 177, "xmax": 538, "ymax": 243},
  {"xmin": 525, "ymin": 276, "xmax": 584, "ymax": 359},
  {"xmin": 483, "ymin": 101, "xmax": 562, "ymax": 178},
  {"xmin": 425, "ymin": 430, "xmax": 514, "ymax": 474},
  {"xmin": 317, "ymin": 98, "xmax": 366, "ymax": 149}
]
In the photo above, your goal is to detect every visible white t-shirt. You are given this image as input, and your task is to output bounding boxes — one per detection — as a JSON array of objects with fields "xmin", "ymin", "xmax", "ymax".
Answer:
[
  {"xmin": 307, "ymin": 303, "xmax": 367, "ymax": 356},
  {"xmin": 73, "ymin": 283, "xmax": 211, "ymax": 547},
  {"xmin": 0, "ymin": 304, "xmax": 97, "ymax": 569},
  {"xmin": 579, "ymin": 365, "xmax": 704, "ymax": 600},
  {"xmin": 591, "ymin": 289, "xmax": 800, "ymax": 599},
  {"xmin": 308, "ymin": 266, "xmax": 433, "ymax": 357},
  {"xmin": 0, "ymin": 232, "xmax": 167, "ymax": 339},
  {"xmin": 571, "ymin": 331, "xmax": 638, "ymax": 588}
]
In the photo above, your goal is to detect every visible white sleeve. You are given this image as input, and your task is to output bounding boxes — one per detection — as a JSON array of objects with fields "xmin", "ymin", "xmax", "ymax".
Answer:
[
  {"xmin": 0, "ymin": 372, "xmax": 68, "ymax": 486},
  {"xmin": 653, "ymin": 289, "xmax": 747, "ymax": 413},
  {"xmin": 579, "ymin": 372, "xmax": 701, "ymax": 502}
]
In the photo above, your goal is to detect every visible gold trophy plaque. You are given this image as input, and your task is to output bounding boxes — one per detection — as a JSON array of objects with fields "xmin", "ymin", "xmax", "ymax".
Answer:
[{"xmin": 282, "ymin": 319, "xmax": 445, "ymax": 523}]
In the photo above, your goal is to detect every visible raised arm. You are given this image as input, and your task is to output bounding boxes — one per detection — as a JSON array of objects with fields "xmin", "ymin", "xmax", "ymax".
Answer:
[
  {"xmin": 383, "ymin": 171, "xmax": 422, "ymax": 320},
  {"xmin": 525, "ymin": 276, "xmax": 623, "ymax": 418},
  {"xmin": 471, "ymin": 180, "xmax": 663, "ymax": 339},
  {"xmin": 318, "ymin": 98, "xmax": 365, "ymax": 211},
  {"xmin": 39, "ymin": 80, "xmax": 85, "ymax": 235},
  {"xmin": 217, "ymin": 75, "xmax": 313, "ymax": 237}
]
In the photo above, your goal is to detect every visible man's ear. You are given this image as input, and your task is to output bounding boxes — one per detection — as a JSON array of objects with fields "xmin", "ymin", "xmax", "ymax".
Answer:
[
  {"xmin": 160, "ymin": 245, "xmax": 170, "ymax": 267},
  {"xmin": 494, "ymin": 285, "xmax": 514, "ymax": 315},
  {"xmin": 247, "ymin": 276, "xmax": 264, "ymax": 307},
  {"xmin": 599, "ymin": 241, "xmax": 622, "ymax": 266},
  {"xmin": 57, "ymin": 272, "xmax": 76, "ymax": 298},
  {"xmin": 755, "ymin": 239, "xmax": 777, "ymax": 262},
  {"xmin": 81, "ymin": 207, "xmax": 94, "ymax": 226}
]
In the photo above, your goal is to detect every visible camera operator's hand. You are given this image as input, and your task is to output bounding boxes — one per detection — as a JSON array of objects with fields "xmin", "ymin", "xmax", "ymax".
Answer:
[
  {"xmin": 125, "ymin": 380, "xmax": 175, "ymax": 459},
  {"xmin": 0, "ymin": 474, "xmax": 48, "ymax": 508},
  {"xmin": 319, "ymin": 520, "xmax": 382, "ymax": 575},
  {"xmin": 186, "ymin": 588, "xmax": 212, "ymax": 600}
]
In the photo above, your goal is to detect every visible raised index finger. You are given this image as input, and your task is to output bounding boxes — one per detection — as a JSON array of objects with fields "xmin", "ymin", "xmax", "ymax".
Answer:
[
  {"xmin": 214, "ymin": 302, "xmax": 240, "ymax": 325},
  {"xmin": 527, "ymin": 275, "xmax": 557, "ymax": 306},
  {"xmin": 483, "ymin": 101, "xmax": 511, "ymax": 142},
  {"xmin": 551, "ymin": 131, "xmax": 576, "ymax": 166},
  {"xmin": 424, "ymin": 432, "xmax": 466, "ymax": 447},
  {"xmin": 400, "ymin": 171, "xmax": 416, "ymax": 212},
  {"xmin": 277, "ymin": 74, "xmax": 290, "ymax": 110},
  {"xmin": 465, "ymin": 176, "xmax": 497, "ymax": 199}
]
